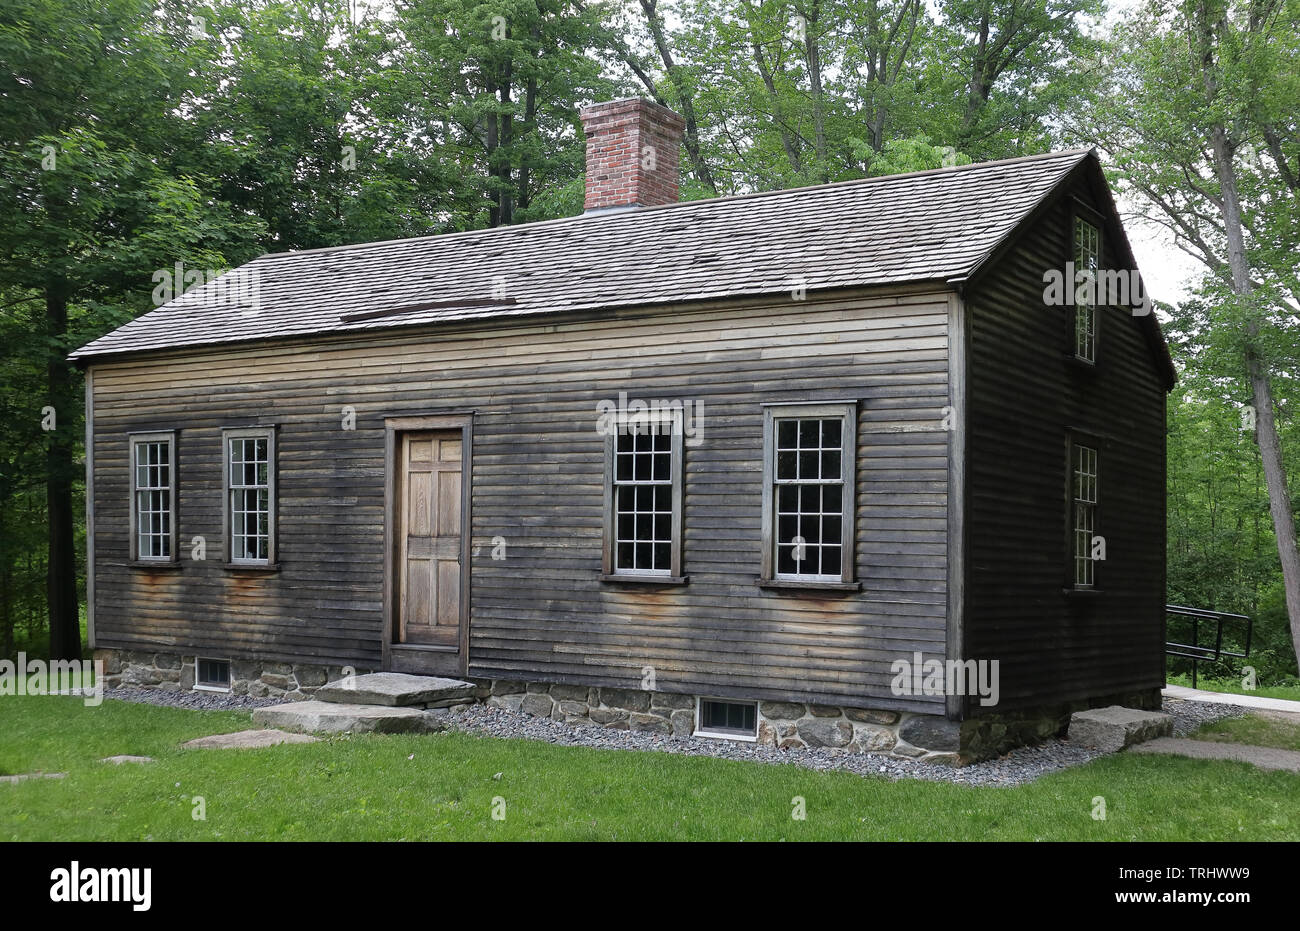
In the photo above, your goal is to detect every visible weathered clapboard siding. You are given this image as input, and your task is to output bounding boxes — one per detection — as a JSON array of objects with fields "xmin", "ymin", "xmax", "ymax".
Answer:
[
  {"xmin": 963, "ymin": 172, "xmax": 1168, "ymax": 713},
  {"xmin": 89, "ymin": 286, "xmax": 953, "ymax": 711}
]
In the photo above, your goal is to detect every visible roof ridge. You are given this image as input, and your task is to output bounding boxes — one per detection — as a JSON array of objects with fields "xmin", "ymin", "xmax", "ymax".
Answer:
[{"xmin": 255, "ymin": 147, "xmax": 1096, "ymax": 263}]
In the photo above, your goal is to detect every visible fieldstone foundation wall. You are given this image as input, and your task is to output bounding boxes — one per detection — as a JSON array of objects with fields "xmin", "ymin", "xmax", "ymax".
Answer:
[
  {"xmin": 482, "ymin": 680, "xmax": 697, "ymax": 736},
  {"xmin": 94, "ymin": 649, "xmax": 371, "ymax": 702},
  {"xmin": 97, "ymin": 648, "xmax": 1159, "ymax": 764},
  {"xmin": 481, "ymin": 679, "xmax": 962, "ymax": 763}
]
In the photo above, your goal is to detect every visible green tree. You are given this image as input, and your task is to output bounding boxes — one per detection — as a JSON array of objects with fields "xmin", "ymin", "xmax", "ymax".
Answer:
[
  {"xmin": 936, "ymin": 0, "xmax": 1106, "ymax": 158},
  {"xmin": 599, "ymin": 0, "xmax": 1100, "ymax": 192},
  {"xmin": 1164, "ymin": 297, "xmax": 1300, "ymax": 680},
  {"xmin": 185, "ymin": 0, "xmax": 456, "ymax": 250},
  {"xmin": 0, "ymin": 0, "xmax": 264, "ymax": 659},
  {"xmin": 1091, "ymin": 0, "xmax": 1300, "ymax": 668},
  {"xmin": 390, "ymin": 0, "xmax": 620, "ymax": 227}
]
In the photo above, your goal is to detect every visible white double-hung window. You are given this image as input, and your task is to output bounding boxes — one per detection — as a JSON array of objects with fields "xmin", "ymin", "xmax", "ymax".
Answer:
[
  {"xmin": 761, "ymin": 402, "xmax": 857, "ymax": 584},
  {"xmin": 223, "ymin": 427, "xmax": 276, "ymax": 565},
  {"xmin": 129, "ymin": 431, "xmax": 177, "ymax": 562}
]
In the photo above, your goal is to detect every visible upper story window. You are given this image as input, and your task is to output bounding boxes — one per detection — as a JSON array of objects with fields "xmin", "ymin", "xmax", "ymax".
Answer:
[
  {"xmin": 1071, "ymin": 439, "xmax": 1099, "ymax": 588},
  {"xmin": 129, "ymin": 432, "xmax": 176, "ymax": 562},
  {"xmin": 1073, "ymin": 215, "xmax": 1101, "ymax": 363},
  {"xmin": 761, "ymin": 402, "xmax": 857, "ymax": 584},
  {"xmin": 603, "ymin": 410, "xmax": 684, "ymax": 579},
  {"xmin": 223, "ymin": 427, "xmax": 276, "ymax": 565}
]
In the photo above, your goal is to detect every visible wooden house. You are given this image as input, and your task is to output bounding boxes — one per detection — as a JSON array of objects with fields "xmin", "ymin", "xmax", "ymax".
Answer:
[{"xmin": 72, "ymin": 99, "xmax": 1177, "ymax": 760}]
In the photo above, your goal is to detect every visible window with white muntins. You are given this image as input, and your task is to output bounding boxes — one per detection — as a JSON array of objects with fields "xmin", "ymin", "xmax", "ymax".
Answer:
[
  {"xmin": 762, "ymin": 402, "xmax": 857, "ymax": 584},
  {"xmin": 224, "ymin": 428, "xmax": 276, "ymax": 565},
  {"xmin": 603, "ymin": 410, "xmax": 684, "ymax": 579},
  {"xmin": 1071, "ymin": 441, "xmax": 1098, "ymax": 587},
  {"xmin": 129, "ymin": 432, "xmax": 176, "ymax": 562},
  {"xmin": 1073, "ymin": 215, "xmax": 1100, "ymax": 363}
]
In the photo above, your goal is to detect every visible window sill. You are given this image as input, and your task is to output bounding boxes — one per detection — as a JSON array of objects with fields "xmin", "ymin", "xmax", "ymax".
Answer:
[
  {"xmin": 223, "ymin": 562, "xmax": 281, "ymax": 573},
  {"xmin": 693, "ymin": 729, "xmax": 758, "ymax": 743},
  {"xmin": 1065, "ymin": 353, "xmax": 1098, "ymax": 371},
  {"xmin": 757, "ymin": 578, "xmax": 862, "ymax": 593},
  {"xmin": 128, "ymin": 560, "xmax": 181, "ymax": 570},
  {"xmin": 1063, "ymin": 586, "xmax": 1103, "ymax": 596},
  {"xmin": 599, "ymin": 573, "xmax": 689, "ymax": 586}
]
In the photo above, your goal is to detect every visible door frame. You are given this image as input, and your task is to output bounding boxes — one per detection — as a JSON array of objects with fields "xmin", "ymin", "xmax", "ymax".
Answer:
[{"xmin": 382, "ymin": 412, "xmax": 473, "ymax": 676}]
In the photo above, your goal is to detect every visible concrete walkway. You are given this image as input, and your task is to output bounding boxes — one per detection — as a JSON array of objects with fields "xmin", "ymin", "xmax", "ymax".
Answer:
[
  {"xmin": 1163, "ymin": 684, "xmax": 1300, "ymax": 714},
  {"xmin": 1131, "ymin": 737, "xmax": 1300, "ymax": 772}
]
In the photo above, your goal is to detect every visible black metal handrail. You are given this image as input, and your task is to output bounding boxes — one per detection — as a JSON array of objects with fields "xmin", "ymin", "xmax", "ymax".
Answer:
[{"xmin": 1165, "ymin": 604, "xmax": 1253, "ymax": 689}]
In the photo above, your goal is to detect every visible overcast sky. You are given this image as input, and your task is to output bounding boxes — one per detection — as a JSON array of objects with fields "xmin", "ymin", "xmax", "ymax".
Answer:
[{"xmin": 1122, "ymin": 207, "xmax": 1200, "ymax": 311}]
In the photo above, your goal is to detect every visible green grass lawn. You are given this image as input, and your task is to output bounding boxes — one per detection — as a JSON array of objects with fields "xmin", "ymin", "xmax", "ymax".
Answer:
[
  {"xmin": 1191, "ymin": 713, "xmax": 1300, "ymax": 752},
  {"xmin": 1, "ymin": 696, "xmax": 1297, "ymax": 841},
  {"xmin": 1167, "ymin": 674, "xmax": 1300, "ymax": 702}
]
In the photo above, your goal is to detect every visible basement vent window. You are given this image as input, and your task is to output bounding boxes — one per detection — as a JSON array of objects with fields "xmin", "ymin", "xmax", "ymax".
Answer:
[
  {"xmin": 695, "ymin": 698, "xmax": 758, "ymax": 741},
  {"xmin": 195, "ymin": 658, "xmax": 232, "ymax": 692}
]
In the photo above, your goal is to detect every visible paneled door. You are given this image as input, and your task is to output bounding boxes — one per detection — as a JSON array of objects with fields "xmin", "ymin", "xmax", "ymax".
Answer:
[{"xmin": 397, "ymin": 431, "xmax": 463, "ymax": 646}]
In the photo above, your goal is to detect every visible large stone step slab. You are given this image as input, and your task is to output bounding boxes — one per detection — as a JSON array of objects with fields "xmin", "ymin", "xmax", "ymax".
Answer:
[
  {"xmin": 1067, "ymin": 705, "xmax": 1172, "ymax": 752},
  {"xmin": 315, "ymin": 672, "xmax": 475, "ymax": 707},
  {"xmin": 252, "ymin": 701, "xmax": 444, "ymax": 734}
]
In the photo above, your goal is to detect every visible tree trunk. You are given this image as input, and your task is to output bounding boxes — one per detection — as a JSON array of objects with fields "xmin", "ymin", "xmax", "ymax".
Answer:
[
  {"xmin": 1244, "ymin": 349, "xmax": 1300, "ymax": 662},
  {"xmin": 1, "ymin": 504, "xmax": 13, "ymax": 659},
  {"xmin": 485, "ymin": 75, "xmax": 500, "ymax": 228},
  {"xmin": 859, "ymin": 0, "xmax": 920, "ymax": 157},
  {"xmin": 962, "ymin": 12, "xmax": 992, "ymax": 132},
  {"xmin": 796, "ymin": 1, "xmax": 827, "ymax": 181},
  {"xmin": 497, "ymin": 55, "xmax": 514, "ymax": 226},
  {"xmin": 518, "ymin": 66, "xmax": 537, "ymax": 212},
  {"xmin": 1201, "ymin": 44, "xmax": 1300, "ymax": 665},
  {"xmin": 45, "ymin": 288, "xmax": 79, "ymax": 661}
]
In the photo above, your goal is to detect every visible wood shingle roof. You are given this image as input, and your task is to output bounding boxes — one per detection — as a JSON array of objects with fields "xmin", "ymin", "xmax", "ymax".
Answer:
[{"xmin": 71, "ymin": 148, "xmax": 1095, "ymax": 362}]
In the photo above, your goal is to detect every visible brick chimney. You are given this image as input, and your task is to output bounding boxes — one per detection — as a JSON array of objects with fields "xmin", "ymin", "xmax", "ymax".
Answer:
[{"xmin": 580, "ymin": 98, "xmax": 685, "ymax": 213}]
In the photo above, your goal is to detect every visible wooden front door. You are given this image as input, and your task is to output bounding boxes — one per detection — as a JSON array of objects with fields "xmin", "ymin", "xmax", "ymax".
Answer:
[{"xmin": 397, "ymin": 431, "xmax": 464, "ymax": 647}]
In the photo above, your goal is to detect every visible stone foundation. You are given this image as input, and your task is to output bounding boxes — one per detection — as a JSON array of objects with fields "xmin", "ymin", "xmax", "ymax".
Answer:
[
  {"xmin": 480, "ymin": 679, "xmax": 961, "ymax": 763},
  {"xmin": 94, "ymin": 649, "xmax": 371, "ymax": 702},
  {"xmin": 97, "ymin": 648, "xmax": 1158, "ymax": 764},
  {"xmin": 960, "ymin": 687, "xmax": 1165, "ymax": 761}
]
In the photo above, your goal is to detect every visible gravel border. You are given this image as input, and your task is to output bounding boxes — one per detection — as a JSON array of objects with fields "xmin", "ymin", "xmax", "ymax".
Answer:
[
  {"xmin": 102, "ymin": 686, "xmax": 279, "ymax": 711},
  {"xmin": 1165, "ymin": 696, "xmax": 1253, "ymax": 736},
  {"xmin": 430, "ymin": 696, "xmax": 1257, "ymax": 787},
  {"xmin": 100, "ymin": 686, "xmax": 1255, "ymax": 786},
  {"xmin": 431, "ymin": 703, "xmax": 1090, "ymax": 786}
]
